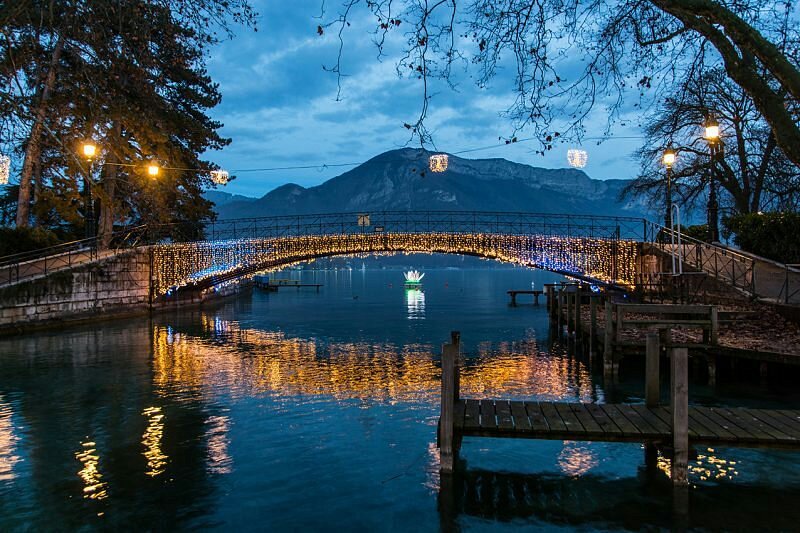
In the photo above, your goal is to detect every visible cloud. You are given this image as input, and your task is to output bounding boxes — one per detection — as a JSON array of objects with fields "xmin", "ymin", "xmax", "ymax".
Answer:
[{"xmin": 204, "ymin": 3, "xmax": 646, "ymax": 197}]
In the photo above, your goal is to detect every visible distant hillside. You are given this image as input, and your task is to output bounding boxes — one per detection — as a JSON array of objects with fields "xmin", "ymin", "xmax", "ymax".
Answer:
[{"xmin": 211, "ymin": 148, "xmax": 644, "ymax": 219}]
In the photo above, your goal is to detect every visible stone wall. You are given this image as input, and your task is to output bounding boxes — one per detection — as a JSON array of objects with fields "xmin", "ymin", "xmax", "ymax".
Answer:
[{"xmin": 0, "ymin": 248, "xmax": 152, "ymax": 331}]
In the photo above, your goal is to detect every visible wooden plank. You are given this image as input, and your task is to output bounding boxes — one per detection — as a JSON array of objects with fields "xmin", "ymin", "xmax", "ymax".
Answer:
[
  {"xmin": 616, "ymin": 404, "xmax": 661, "ymax": 437},
  {"xmin": 694, "ymin": 407, "xmax": 756, "ymax": 441},
  {"xmin": 615, "ymin": 304, "xmax": 713, "ymax": 314},
  {"xmin": 496, "ymin": 400, "xmax": 515, "ymax": 431},
  {"xmin": 650, "ymin": 407, "xmax": 699, "ymax": 439},
  {"xmin": 767, "ymin": 410, "xmax": 800, "ymax": 434},
  {"xmin": 599, "ymin": 404, "xmax": 640, "ymax": 435},
  {"xmin": 773, "ymin": 410, "xmax": 800, "ymax": 425},
  {"xmin": 509, "ymin": 401, "xmax": 531, "ymax": 432},
  {"xmin": 687, "ymin": 408, "xmax": 738, "ymax": 441},
  {"xmin": 683, "ymin": 411, "xmax": 722, "ymax": 441},
  {"xmin": 740, "ymin": 409, "xmax": 800, "ymax": 441},
  {"xmin": 630, "ymin": 405, "xmax": 672, "ymax": 435},
  {"xmin": 525, "ymin": 402, "xmax": 551, "ymax": 432},
  {"xmin": 584, "ymin": 403, "xmax": 624, "ymax": 435},
  {"xmin": 463, "ymin": 399, "xmax": 481, "ymax": 430},
  {"xmin": 554, "ymin": 402, "xmax": 586, "ymax": 435},
  {"xmin": 720, "ymin": 408, "xmax": 794, "ymax": 442},
  {"xmin": 569, "ymin": 403, "xmax": 603, "ymax": 435},
  {"xmin": 539, "ymin": 402, "xmax": 567, "ymax": 432},
  {"xmin": 453, "ymin": 400, "xmax": 466, "ymax": 430},
  {"xmin": 479, "ymin": 399, "xmax": 497, "ymax": 430}
]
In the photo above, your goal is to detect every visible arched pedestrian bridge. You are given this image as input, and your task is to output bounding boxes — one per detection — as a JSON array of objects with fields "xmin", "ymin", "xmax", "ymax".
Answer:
[{"xmin": 151, "ymin": 211, "xmax": 649, "ymax": 297}]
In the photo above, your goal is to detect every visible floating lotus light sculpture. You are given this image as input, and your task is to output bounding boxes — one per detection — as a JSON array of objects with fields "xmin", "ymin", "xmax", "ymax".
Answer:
[{"xmin": 403, "ymin": 270, "xmax": 425, "ymax": 284}]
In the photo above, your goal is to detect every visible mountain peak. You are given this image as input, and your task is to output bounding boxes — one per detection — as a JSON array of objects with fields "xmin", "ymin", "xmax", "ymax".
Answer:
[{"xmin": 212, "ymin": 149, "xmax": 642, "ymax": 219}]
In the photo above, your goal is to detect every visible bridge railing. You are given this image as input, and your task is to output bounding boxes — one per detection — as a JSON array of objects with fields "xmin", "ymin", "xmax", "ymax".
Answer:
[
  {"xmin": 645, "ymin": 222, "xmax": 800, "ymax": 304},
  {"xmin": 0, "ymin": 225, "xmax": 149, "ymax": 287},
  {"xmin": 203, "ymin": 211, "xmax": 650, "ymax": 242}
]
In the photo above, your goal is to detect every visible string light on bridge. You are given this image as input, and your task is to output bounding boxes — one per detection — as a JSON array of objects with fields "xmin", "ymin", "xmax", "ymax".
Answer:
[{"xmin": 210, "ymin": 170, "xmax": 230, "ymax": 185}]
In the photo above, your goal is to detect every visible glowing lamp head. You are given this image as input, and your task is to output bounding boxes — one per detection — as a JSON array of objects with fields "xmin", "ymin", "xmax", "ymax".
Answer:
[
  {"xmin": 704, "ymin": 115, "xmax": 720, "ymax": 143},
  {"xmin": 567, "ymin": 149, "xmax": 588, "ymax": 168},
  {"xmin": 429, "ymin": 154, "xmax": 448, "ymax": 173},
  {"xmin": 662, "ymin": 148, "xmax": 676, "ymax": 168},
  {"xmin": 82, "ymin": 142, "xmax": 97, "ymax": 159},
  {"xmin": 210, "ymin": 169, "xmax": 229, "ymax": 185},
  {"xmin": 0, "ymin": 154, "xmax": 9, "ymax": 185},
  {"xmin": 147, "ymin": 164, "xmax": 160, "ymax": 177}
]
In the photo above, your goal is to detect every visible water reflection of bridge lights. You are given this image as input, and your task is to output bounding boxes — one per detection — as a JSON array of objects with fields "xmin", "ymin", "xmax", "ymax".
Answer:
[
  {"xmin": 152, "ymin": 316, "xmax": 593, "ymax": 403},
  {"xmin": 75, "ymin": 441, "xmax": 108, "ymax": 500},
  {"xmin": 142, "ymin": 407, "xmax": 168, "ymax": 477},
  {"xmin": 0, "ymin": 397, "xmax": 21, "ymax": 482},
  {"xmin": 406, "ymin": 289, "xmax": 426, "ymax": 320}
]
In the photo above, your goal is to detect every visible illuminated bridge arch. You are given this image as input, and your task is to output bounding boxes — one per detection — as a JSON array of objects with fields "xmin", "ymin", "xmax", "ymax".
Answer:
[{"xmin": 151, "ymin": 211, "xmax": 648, "ymax": 298}]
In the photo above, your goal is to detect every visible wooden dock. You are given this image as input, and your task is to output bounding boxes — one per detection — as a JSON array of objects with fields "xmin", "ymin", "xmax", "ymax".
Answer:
[
  {"xmin": 437, "ymin": 331, "xmax": 800, "ymax": 484},
  {"xmin": 507, "ymin": 289, "xmax": 543, "ymax": 306},
  {"xmin": 253, "ymin": 277, "xmax": 322, "ymax": 292},
  {"xmin": 454, "ymin": 399, "xmax": 800, "ymax": 449}
]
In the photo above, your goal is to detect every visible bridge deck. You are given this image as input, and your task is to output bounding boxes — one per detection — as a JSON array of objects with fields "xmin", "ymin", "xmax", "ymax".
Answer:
[{"xmin": 455, "ymin": 399, "xmax": 800, "ymax": 449}]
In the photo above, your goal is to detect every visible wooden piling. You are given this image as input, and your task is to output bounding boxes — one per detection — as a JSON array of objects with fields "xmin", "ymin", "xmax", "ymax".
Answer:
[
  {"xmin": 671, "ymin": 347, "xmax": 689, "ymax": 485},
  {"xmin": 439, "ymin": 335, "xmax": 460, "ymax": 473},
  {"xmin": 557, "ymin": 287, "xmax": 564, "ymax": 334},
  {"xmin": 566, "ymin": 289, "xmax": 574, "ymax": 335},
  {"xmin": 589, "ymin": 295, "xmax": 598, "ymax": 355},
  {"xmin": 645, "ymin": 332, "xmax": 660, "ymax": 407},
  {"xmin": 707, "ymin": 355, "xmax": 717, "ymax": 386},
  {"xmin": 574, "ymin": 286, "xmax": 582, "ymax": 339}
]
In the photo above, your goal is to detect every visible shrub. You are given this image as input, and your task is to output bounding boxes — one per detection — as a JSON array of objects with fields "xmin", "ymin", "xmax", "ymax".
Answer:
[
  {"xmin": 723, "ymin": 212, "xmax": 800, "ymax": 263},
  {"xmin": 0, "ymin": 226, "xmax": 62, "ymax": 257}
]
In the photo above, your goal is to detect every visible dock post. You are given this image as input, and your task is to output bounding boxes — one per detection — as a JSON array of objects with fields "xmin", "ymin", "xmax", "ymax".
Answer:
[
  {"xmin": 439, "ymin": 332, "xmax": 460, "ymax": 473},
  {"xmin": 707, "ymin": 355, "xmax": 716, "ymax": 386},
  {"xmin": 671, "ymin": 347, "xmax": 689, "ymax": 486},
  {"xmin": 710, "ymin": 306, "xmax": 719, "ymax": 345},
  {"xmin": 603, "ymin": 303, "xmax": 615, "ymax": 378},
  {"xmin": 589, "ymin": 296, "xmax": 598, "ymax": 355},
  {"xmin": 566, "ymin": 289, "xmax": 574, "ymax": 335},
  {"xmin": 574, "ymin": 286, "xmax": 582, "ymax": 340},
  {"xmin": 645, "ymin": 332, "xmax": 660, "ymax": 407},
  {"xmin": 557, "ymin": 287, "xmax": 564, "ymax": 334}
]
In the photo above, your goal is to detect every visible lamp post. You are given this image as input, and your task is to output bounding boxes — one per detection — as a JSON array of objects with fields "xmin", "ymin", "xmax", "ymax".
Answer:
[
  {"xmin": 662, "ymin": 146, "xmax": 676, "ymax": 231},
  {"xmin": 703, "ymin": 114, "xmax": 721, "ymax": 242},
  {"xmin": 81, "ymin": 142, "xmax": 97, "ymax": 240}
]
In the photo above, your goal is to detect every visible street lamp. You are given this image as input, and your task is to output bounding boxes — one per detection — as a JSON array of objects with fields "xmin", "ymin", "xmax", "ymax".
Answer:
[
  {"xmin": 147, "ymin": 164, "xmax": 160, "ymax": 177},
  {"xmin": 703, "ymin": 114, "xmax": 722, "ymax": 242},
  {"xmin": 80, "ymin": 142, "xmax": 98, "ymax": 239},
  {"xmin": 662, "ymin": 147, "xmax": 676, "ymax": 230}
]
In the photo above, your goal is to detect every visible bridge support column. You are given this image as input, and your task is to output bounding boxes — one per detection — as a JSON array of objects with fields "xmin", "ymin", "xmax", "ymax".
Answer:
[
  {"xmin": 566, "ymin": 289, "xmax": 574, "ymax": 336},
  {"xmin": 574, "ymin": 286, "xmax": 583, "ymax": 341},
  {"xmin": 646, "ymin": 332, "xmax": 660, "ymax": 407},
  {"xmin": 589, "ymin": 296, "xmax": 598, "ymax": 357}
]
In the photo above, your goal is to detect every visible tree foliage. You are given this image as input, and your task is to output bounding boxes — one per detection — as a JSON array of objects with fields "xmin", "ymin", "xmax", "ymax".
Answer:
[
  {"xmin": 321, "ymin": 0, "xmax": 800, "ymax": 168},
  {"xmin": 724, "ymin": 211, "xmax": 800, "ymax": 263},
  {"xmin": 1, "ymin": 0, "xmax": 256, "ymax": 245}
]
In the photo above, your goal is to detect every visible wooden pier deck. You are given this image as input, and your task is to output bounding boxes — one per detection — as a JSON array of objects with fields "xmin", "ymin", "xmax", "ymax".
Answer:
[
  {"xmin": 455, "ymin": 399, "xmax": 800, "ymax": 449},
  {"xmin": 437, "ymin": 331, "xmax": 800, "ymax": 483},
  {"xmin": 507, "ymin": 289, "xmax": 543, "ymax": 306}
]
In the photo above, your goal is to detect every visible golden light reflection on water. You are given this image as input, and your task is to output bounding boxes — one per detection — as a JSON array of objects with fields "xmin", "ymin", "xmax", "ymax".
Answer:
[
  {"xmin": 75, "ymin": 441, "xmax": 108, "ymax": 500},
  {"xmin": 151, "ymin": 315, "xmax": 592, "ymax": 404},
  {"xmin": 142, "ymin": 407, "xmax": 168, "ymax": 477},
  {"xmin": 0, "ymin": 397, "xmax": 21, "ymax": 482},
  {"xmin": 558, "ymin": 442, "xmax": 598, "ymax": 477},
  {"xmin": 656, "ymin": 447, "xmax": 740, "ymax": 484}
]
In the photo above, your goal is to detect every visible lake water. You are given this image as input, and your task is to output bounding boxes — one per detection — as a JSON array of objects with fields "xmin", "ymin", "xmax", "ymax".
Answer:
[{"xmin": 1, "ymin": 263, "xmax": 800, "ymax": 531}]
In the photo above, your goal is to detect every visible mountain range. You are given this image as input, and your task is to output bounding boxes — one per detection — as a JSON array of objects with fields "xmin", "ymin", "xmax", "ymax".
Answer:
[{"xmin": 208, "ymin": 148, "xmax": 644, "ymax": 219}]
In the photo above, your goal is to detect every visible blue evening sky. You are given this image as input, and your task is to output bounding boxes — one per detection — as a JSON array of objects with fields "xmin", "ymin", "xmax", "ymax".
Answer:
[{"xmin": 206, "ymin": 2, "xmax": 646, "ymax": 198}]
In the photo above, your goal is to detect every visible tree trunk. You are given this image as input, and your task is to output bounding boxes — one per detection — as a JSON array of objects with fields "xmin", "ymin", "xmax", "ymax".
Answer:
[
  {"xmin": 97, "ymin": 122, "xmax": 122, "ymax": 250},
  {"xmin": 16, "ymin": 34, "xmax": 64, "ymax": 228}
]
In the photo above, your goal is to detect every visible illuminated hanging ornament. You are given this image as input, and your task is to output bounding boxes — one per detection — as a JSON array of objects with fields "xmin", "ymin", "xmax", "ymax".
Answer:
[
  {"xmin": 0, "ymin": 155, "xmax": 9, "ymax": 185},
  {"xmin": 210, "ymin": 169, "xmax": 229, "ymax": 185},
  {"xmin": 428, "ymin": 154, "xmax": 448, "ymax": 173},
  {"xmin": 567, "ymin": 148, "xmax": 588, "ymax": 169}
]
